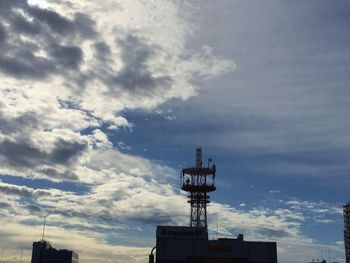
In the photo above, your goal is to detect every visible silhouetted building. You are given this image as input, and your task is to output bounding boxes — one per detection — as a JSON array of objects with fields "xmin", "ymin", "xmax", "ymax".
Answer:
[
  {"xmin": 344, "ymin": 202, "xmax": 350, "ymax": 263},
  {"xmin": 156, "ymin": 226, "xmax": 277, "ymax": 263},
  {"xmin": 308, "ymin": 260, "xmax": 339, "ymax": 263},
  {"xmin": 31, "ymin": 240, "xmax": 78, "ymax": 263},
  {"xmin": 152, "ymin": 148, "xmax": 278, "ymax": 263}
]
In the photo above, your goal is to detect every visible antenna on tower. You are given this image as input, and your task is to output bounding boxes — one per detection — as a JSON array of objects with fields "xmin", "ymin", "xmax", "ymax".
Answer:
[
  {"xmin": 196, "ymin": 147, "xmax": 203, "ymax": 168},
  {"xmin": 41, "ymin": 216, "xmax": 47, "ymax": 241}
]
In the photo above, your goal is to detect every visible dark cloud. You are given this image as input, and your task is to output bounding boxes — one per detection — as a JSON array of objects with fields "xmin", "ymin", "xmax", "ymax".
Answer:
[
  {"xmin": 28, "ymin": 7, "xmax": 96, "ymax": 37},
  {"xmin": 0, "ymin": 183, "xmax": 51, "ymax": 201},
  {"xmin": 41, "ymin": 167, "xmax": 78, "ymax": 181},
  {"xmin": 10, "ymin": 13, "xmax": 41, "ymax": 35},
  {"xmin": 49, "ymin": 44, "xmax": 82, "ymax": 69},
  {"xmin": 0, "ymin": 0, "xmax": 96, "ymax": 79},
  {"xmin": 0, "ymin": 111, "xmax": 86, "ymax": 180},
  {"xmin": 110, "ymin": 34, "xmax": 172, "ymax": 95},
  {"xmin": 24, "ymin": 203, "xmax": 42, "ymax": 214},
  {"xmin": 126, "ymin": 204, "xmax": 176, "ymax": 225},
  {"xmin": 256, "ymin": 227, "xmax": 292, "ymax": 238},
  {"xmin": 72, "ymin": 12, "xmax": 96, "ymax": 38},
  {"xmin": 0, "ymin": 52, "xmax": 55, "ymax": 79},
  {"xmin": 129, "ymin": 210, "xmax": 174, "ymax": 225},
  {"xmin": 0, "ymin": 183, "xmax": 36, "ymax": 198},
  {"xmin": 28, "ymin": 6, "xmax": 75, "ymax": 35},
  {"xmin": 43, "ymin": 197, "xmax": 176, "ymax": 228},
  {"xmin": 0, "ymin": 0, "xmax": 23, "ymax": 13},
  {"xmin": 53, "ymin": 208, "xmax": 95, "ymax": 222},
  {"xmin": 97, "ymin": 191, "xmax": 130, "ymax": 207},
  {"xmin": 0, "ymin": 23, "xmax": 6, "ymax": 42},
  {"xmin": 50, "ymin": 139, "xmax": 87, "ymax": 165},
  {"xmin": 93, "ymin": 42, "xmax": 111, "ymax": 59},
  {"xmin": 0, "ymin": 138, "xmax": 86, "ymax": 175},
  {"xmin": 0, "ymin": 201, "xmax": 12, "ymax": 209},
  {"xmin": 0, "ymin": 112, "xmax": 39, "ymax": 134},
  {"xmin": 0, "ymin": 139, "xmax": 47, "ymax": 168},
  {"xmin": 1, "ymin": 1, "xmax": 95, "ymax": 38}
]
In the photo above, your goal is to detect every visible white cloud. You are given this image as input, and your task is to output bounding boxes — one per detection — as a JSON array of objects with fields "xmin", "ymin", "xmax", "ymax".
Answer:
[{"xmin": 0, "ymin": 0, "xmax": 235, "ymax": 182}]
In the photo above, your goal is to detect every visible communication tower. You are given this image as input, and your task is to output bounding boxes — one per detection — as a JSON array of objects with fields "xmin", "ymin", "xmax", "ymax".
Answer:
[{"xmin": 181, "ymin": 147, "xmax": 216, "ymax": 228}]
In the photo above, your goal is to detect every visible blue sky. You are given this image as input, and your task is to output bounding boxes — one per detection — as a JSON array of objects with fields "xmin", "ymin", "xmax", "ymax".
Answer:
[{"xmin": 0, "ymin": 1, "xmax": 349, "ymax": 263}]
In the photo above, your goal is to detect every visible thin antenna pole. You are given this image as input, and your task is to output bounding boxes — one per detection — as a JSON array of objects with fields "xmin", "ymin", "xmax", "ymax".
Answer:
[
  {"xmin": 20, "ymin": 251, "xmax": 23, "ymax": 263},
  {"xmin": 216, "ymin": 213, "xmax": 219, "ymax": 240},
  {"xmin": 42, "ymin": 216, "xmax": 46, "ymax": 241},
  {"xmin": 327, "ymin": 248, "xmax": 330, "ymax": 263}
]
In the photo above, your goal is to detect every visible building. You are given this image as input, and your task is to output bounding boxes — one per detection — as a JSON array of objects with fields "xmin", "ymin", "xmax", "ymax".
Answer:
[
  {"xmin": 31, "ymin": 240, "xmax": 78, "ymax": 263},
  {"xmin": 344, "ymin": 202, "xmax": 350, "ymax": 263},
  {"xmin": 152, "ymin": 148, "xmax": 278, "ymax": 263},
  {"xmin": 156, "ymin": 226, "xmax": 277, "ymax": 263},
  {"xmin": 307, "ymin": 260, "xmax": 339, "ymax": 263}
]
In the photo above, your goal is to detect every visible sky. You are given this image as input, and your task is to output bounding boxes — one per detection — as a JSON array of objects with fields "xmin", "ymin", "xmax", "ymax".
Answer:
[{"xmin": 0, "ymin": 0, "xmax": 349, "ymax": 263}]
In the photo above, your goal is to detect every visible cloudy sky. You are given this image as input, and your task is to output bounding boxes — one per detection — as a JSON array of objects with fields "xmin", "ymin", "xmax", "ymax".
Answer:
[{"xmin": 0, "ymin": 0, "xmax": 349, "ymax": 262}]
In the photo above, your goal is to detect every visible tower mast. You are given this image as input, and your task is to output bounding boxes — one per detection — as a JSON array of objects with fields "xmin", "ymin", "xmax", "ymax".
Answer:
[
  {"xmin": 41, "ymin": 216, "xmax": 46, "ymax": 241},
  {"xmin": 181, "ymin": 147, "xmax": 216, "ymax": 229}
]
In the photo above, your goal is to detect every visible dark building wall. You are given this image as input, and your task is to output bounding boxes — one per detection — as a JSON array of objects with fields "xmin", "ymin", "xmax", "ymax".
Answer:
[
  {"xmin": 31, "ymin": 241, "xmax": 46, "ymax": 263},
  {"xmin": 206, "ymin": 239, "xmax": 277, "ymax": 263},
  {"xmin": 246, "ymin": 242, "xmax": 277, "ymax": 263},
  {"xmin": 31, "ymin": 241, "xmax": 78, "ymax": 263},
  {"xmin": 156, "ymin": 226, "xmax": 207, "ymax": 263},
  {"xmin": 156, "ymin": 226, "xmax": 277, "ymax": 263},
  {"xmin": 344, "ymin": 203, "xmax": 350, "ymax": 263}
]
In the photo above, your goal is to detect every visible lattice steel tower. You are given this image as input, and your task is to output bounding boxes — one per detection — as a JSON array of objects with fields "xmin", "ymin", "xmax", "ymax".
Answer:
[{"xmin": 181, "ymin": 147, "xmax": 216, "ymax": 228}]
